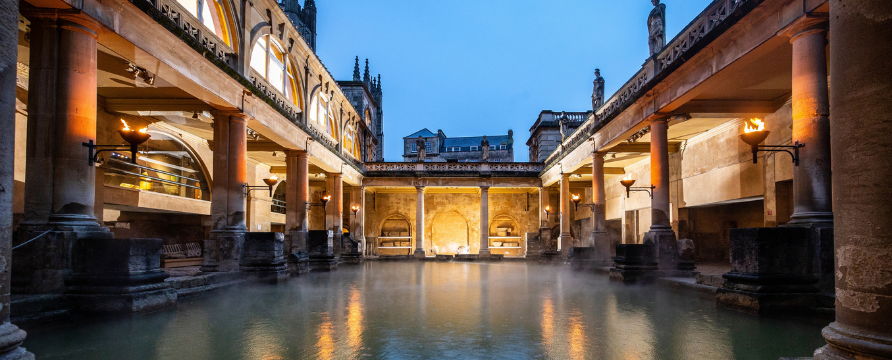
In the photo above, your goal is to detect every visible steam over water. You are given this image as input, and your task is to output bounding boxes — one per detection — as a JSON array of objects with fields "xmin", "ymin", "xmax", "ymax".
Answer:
[{"xmin": 24, "ymin": 262, "xmax": 826, "ymax": 359}]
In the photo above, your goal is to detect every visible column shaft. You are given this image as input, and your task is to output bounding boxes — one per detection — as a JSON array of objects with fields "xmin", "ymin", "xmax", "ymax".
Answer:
[
  {"xmin": 814, "ymin": 3, "xmax": 892, "ymax": 359},
  {"xmin": 479, "ymin": 186, "xmax": 490, "ymax": 257},
  {"xmin": 650, "ymin": 118, "xmax": 671, "ymax": 230},
  {"xmin": 352, "ymin": 186, "xmax": 365, "ymax": 244},
  {"xmin": 326, "ymin": 173, "xmax": 343, "ymax": 252},
  {"xmin": 285, "ymin": 150, "xmax": 309, "ymax": 232},
  {"xmin": 560, "ymin": 173, "xmax": 572, "ymax": 257},
  {"xmin": 22, "ymin": 13, "xmax": 102, "ymax": 227},
  {"xmin": 0, "ymin": 0, "xmax": 31, "ymax": 355},
  {"xmin": 226, "ymin": 114, "xmax": 248, "ymax": 231},
  {"xmin": 210, "ymin": 114, "xmax": 230, "ymax": 231},
  {"xmin": 592, "ymin": 152, "xmax": 610, "ymax": 260},
  {"xmin": 789, "ymin": 21, "xmax": 833, "ymax": 226},
  {"xmin": 539, "ymin": 187, "xmax": 549, "ymax": 228},
  {"xmin": 414, "ymin": 186, "xmax": 425, "ymax": 258}
]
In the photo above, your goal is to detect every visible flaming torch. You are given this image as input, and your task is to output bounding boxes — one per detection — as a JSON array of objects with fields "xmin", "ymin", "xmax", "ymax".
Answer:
[
  {"xmin": 83, "ymin": 119, "xmax": 152, "ymax": 166},
  {"xmin": 738, "ymin": 118, "xmax": 803, "ymax": 166}
]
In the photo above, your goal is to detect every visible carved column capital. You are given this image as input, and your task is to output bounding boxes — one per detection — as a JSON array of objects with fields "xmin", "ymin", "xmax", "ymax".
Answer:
[{"xmin": 780, "ymin": 13, "xmax": 829, "ymax": 41}]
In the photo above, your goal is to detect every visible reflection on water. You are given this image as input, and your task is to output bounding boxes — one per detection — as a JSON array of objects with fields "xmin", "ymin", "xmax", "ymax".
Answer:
[{"xmin": 23, "ymin": 262, "xmax": 826, "ymax": 360}]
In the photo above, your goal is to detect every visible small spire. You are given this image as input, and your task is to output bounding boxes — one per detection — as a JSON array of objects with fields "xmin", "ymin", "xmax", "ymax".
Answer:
[
  {"xmin": 352, "ymin": 56, "xmax": 361, "ymax": 81},
  {"xmin": 377, "ymin": 74, "xmax": 382, "ymax": 92},
  {"xmin": 363, "ymin": 59, "xmax": 371, "ymax": 85}
]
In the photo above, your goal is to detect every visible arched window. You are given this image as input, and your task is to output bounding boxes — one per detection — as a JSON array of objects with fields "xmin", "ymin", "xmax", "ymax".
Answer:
[
  {"xmin": 308, "ymin": 93, "xmax": 338, "ymax": 139},
  {"xmin": 176, "ymin": 0, "xmax": 233, "ymax": 46},
  {"xmin": 343, "ymin": 124, "xmax": 361, "ymax": 159},
  {"xmin": 364, "ymin": 109, "xmax": 372, "ymax": 127},
  {"xmin": 250, "ymin": 35, "xmax": 302, "ymax": 107}
]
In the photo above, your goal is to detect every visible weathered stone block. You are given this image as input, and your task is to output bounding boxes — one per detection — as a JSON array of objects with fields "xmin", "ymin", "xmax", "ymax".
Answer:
[
  {"xmin": 12, "ymin": 227, "xmax": 112, "ymax": 294},
  {"xmin": 66, "ymin": 238, "xmax": 176, "ymax": 314},
  {"xmin": 240, "ymin": 232, "xmax": 288, "ymax": 283},
  {"xmin": 287, "ymin": 252, "xmax": 310, "ymax": 276},
  {"xmin": 307, "ymin": 230, "xmax": 334, "ymax": 257},
  {"xmin": 716, "ymin": 227, "xmax": 821, "ymax": 314},
  {"xmin": 568, "ymin": 247, "xmax": 595, "ymax": 271},
  {"xmin": 644, "ymin": 230, "xmax": 678, "ymax": 270},
  {"xmin": 200, "ymin": 231, "xmax": 245, "ymax": 273},
  {"xmin": 525, "ymin": 232, "xmax": 541, "ymax": 259},
  {"xmin": 677, "ymin": 239, "xmax": 696, "ymax": 271}
]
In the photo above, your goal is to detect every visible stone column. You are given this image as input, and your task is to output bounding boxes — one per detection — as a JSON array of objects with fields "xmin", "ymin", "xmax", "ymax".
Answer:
[
  {"xmin": 479, "ymin": 186, "xmax": 491, "ymax": 258},
  {"xmin": 0, "ymin": 0, "xmax": 33, "ymax": 355},
  {"xmin": 22, "ymin": 11, "xmax": 104, "ymax": 227},
  {"xmin": 592, "ymin": 151, "xmax": 611, "ymax": 262},
  {"xmin": 646, "ymin": 117, "xmax": 678, "ymax": 270},
  {"xmin": 285, "ymin": 150, "xmax": 308, "ymax": 252},
  {"xmin": 786, "ymin": 16, "xmax": 833, "ymax": 227},
  {"xmin": 559, "ymin": 173, "xmax": 572, "ymax": 257},
  {"xmin": 649, "ymin": 117, "xmax": 671, "ymax": 232},
  {"xmin": 14, "ymin": 10, "xmax": 111, "ymax": 293},
  {"xmin": 202, "ymin": 111, "xmax": 248, "ymax": 272},
  {"xmin": 414, "ymin": 186, "xmax": 425, "ymax": 259},
  {"xmin": 813, "ymin": 3, "xmax": 892, "ymax": 359},
  {"xmin": 326, "ymin": 173, "xmax": 343, "ymax": 255},
  {"xmin": 351, "ymin": 186, "xmax": 365, "ymax": 251},
  {"xmin": 538, "ymin": 187, "xmax": 548, "ymax": 228},
  {"xmin": 208, "ymin": 111, "xmax": 249, "ymax": 232}
]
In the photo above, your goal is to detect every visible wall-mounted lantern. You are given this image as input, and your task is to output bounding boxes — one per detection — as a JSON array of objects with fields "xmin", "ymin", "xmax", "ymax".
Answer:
[
  {"xmin": 620, "ymin": 175, "xmax": 654, "ymax": 199},
  {"xmin": 543, "ymin": 205, "xmax": 560, "ymax": 220},
  {"xmin": 83, "ymin": 119, "xmax": 151, "ymax": 166},
  {"xmin": 739, "ymin": 118, "xmax": 803, "ymax": 166},
  {"xmin": 571, "ymin": 193, "xmax": 596, "ymax": 212}
]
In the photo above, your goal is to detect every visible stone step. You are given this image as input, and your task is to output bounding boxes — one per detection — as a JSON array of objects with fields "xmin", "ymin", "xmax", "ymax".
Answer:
[
  {"xmin": 656, "ymin": 277, "xmax": 718, "ymax": 297},
  {"xmin": 696, "ymin": 274, "xmax": 726, "ymax": 288},
  {"xmin": 165, "ymin": 272, "xmax": 246, "ymax": 298},
  {"xmin": 11, "ymin": 294, "xmax": 72, "ymax": 326}
]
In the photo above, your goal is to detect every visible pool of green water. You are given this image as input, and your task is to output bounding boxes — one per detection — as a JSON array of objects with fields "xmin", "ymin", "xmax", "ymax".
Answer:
[{"xmin": 22, "ymin": 262, "xmax": 827, "ymax": 359}]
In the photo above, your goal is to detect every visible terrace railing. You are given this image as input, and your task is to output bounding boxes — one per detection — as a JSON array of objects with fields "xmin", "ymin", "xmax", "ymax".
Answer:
[{"xmin": 364, "ymin": 162, "xmax": 544, "ymax": 176}]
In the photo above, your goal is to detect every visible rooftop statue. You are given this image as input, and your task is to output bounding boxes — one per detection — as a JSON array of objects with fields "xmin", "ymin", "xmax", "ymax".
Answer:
[
  {"xmin": 592, "ymin": 69, "xmax": 605, "ymax": 112},
  {"xmin": 648, "ymin": 0, "xmax": 666, "ymax": 57},
  {"xmin": 416, "ymin": 136, "xmax": 426, "ymax": 163},
  {"xmin": 481, "ymin": 136, "xmax": 490, "ymax": 162}
]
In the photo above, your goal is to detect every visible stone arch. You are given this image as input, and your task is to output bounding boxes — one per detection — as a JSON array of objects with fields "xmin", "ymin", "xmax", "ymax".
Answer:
[
  {"xmin": 134, "ymin": 129, "xmax": 212, "ymax": 200},
  {"xmin": 430, "ymin": 211, "xmax": 470, "ymax": 255},
  {"xmin": 377, "ymin": 213, "xmax": 413, "ymax": 249}
]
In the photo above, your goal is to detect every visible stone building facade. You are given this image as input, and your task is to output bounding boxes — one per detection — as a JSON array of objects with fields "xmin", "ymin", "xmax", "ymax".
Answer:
[
  {"xmin": 526, "ymin": 111, "xmax": 590, "ymax": 162},
  {"xmin": 402, "ymin": 128, "xmax": 514, "ymax": 162}
]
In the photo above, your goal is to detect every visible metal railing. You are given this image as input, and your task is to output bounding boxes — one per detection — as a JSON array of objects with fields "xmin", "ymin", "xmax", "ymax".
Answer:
[{"xmin": 271, "ymin": 199, "xmax": 286, "ymax": 214}]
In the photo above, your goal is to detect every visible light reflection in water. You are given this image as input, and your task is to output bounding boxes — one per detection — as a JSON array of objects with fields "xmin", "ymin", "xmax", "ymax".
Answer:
[
  {"xmin": 315, "ymin": 312, "xmax": 335, "ymax": 360},
  {"xmin": 22, "ymin": 262, "xmax": 827, "ymax": 360},
  {"xmin": 346, "ymin": 285, "xmax": 364, "ymax": 354}
]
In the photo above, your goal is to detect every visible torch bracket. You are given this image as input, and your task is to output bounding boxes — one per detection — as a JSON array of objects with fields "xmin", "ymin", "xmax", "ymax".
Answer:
[
  {"xmin": 750, "ymin": 141, "xmax": 804, "ymax": 166},
  {"xmin": 243, "ymin": 183, "xmax": 274, "ymax": 197},
  {"xmin": 83, "ymin": 140, "xmax": 139, "ymax": 166},
  {"xmin": 625, "ymin": 186, "xmax": 655, "ymax": 199}
]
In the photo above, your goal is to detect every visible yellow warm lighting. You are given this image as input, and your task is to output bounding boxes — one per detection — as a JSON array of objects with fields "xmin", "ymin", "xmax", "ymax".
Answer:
[
  {"xmin": 351, "ymin": 205, "xmax": 360, "ymax": 213},
  {"xmin": 121, "ymin": 119, "xmax": 148, "ymax": 133},
  {"xmin": 623, "ymin": 174, "xmax": 633, "ymax": 181},
  {"xmin": 744, "ymin": 118, "xmax": 765, "ymax": 133},
  {"xmin": 269, "ymin": 174, "xmax": 278, "ymax": 181}
]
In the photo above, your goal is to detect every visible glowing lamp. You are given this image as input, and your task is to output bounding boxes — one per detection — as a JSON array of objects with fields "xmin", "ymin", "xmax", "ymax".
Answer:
[
  {"xmin": 738, "ymin": 118, "xmax": 803, "ymax": 166},
  {"xmin": 244, "ymin": 174, "xmax": 279, "ymax": 197},
  {"xmin": 619, "ymin": 174, "xmax": 653, "ymax": 199},
  {"xmin": 84, "ymin": 119, "xmax": 152, "ymax": 166}
]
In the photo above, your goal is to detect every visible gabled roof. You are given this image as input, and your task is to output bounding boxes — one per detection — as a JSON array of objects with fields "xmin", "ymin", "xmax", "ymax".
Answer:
[
  {"xmin": 444, "ymin": 135, "xmax": 512, "ymax": 147},
  {"xmin": 404, "ymin": 128, "xmax": 436, "ymax": 138}
]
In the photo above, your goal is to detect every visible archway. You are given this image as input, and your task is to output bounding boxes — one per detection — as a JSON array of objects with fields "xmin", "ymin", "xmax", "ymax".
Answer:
[
  {"xmin": 431, "ymin": 211, "xmax": 469, "ymax": 255},
  {"xmin": 377, "ymin": 214, "xmax": 412, "ymax": 255}
]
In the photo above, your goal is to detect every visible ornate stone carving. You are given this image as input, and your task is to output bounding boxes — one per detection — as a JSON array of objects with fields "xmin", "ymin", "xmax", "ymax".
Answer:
[{"xmin": 481, "ymin": 136, "xmax": 490, "ymax": 162}]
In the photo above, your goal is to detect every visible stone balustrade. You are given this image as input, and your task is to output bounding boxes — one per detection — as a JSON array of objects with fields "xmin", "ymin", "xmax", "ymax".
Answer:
[{"xmin": 364, "ymin": 162, "xmax": 544, "ymax": 176}]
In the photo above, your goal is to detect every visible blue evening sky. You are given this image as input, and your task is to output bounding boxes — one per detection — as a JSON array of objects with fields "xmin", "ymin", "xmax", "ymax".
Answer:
[{"xmin": 316, "ymin": 0, "xmax": 714, "ymax": 162}]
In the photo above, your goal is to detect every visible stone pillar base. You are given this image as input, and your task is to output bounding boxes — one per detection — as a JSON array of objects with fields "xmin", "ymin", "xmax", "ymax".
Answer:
[
  {"xmin": 200, "ymin": 231, "xmax": 245, "ymax": 273},
  {"xmin": 813, "ymin": 322, "xmax": 892, "ymax": 360},
  {"xmin": 610, "ymin": 244, "xmax": 658, "ymax": 283},
  {"xmin": 66, "ymin": 238, "xmax": 177, "ymax": 314},
  {"xmin": 525, "ymin": 232, "xmax": 541, "ymax": 260},
  {"xmin": 568, "ymin": 247, "xmax": 596, "ymax": 271},
  {"xmin": 478, "ymin": 249, "xmax": 491, "ymax": 259},
  {"xmin": 0, "ymin": 323, "xmax": 33, "ymax": 360},
  {"xmin": 341, "ymin": 253, "xmax": 363, "ymax": 264},
  {"xmin": 240, "ymin": 233, "xmax": 289, "ymax": 284},
  {"xmin": 309, "ymin": 255, "xmax": 339, "ymax": 272},
  {"xmin": 643, "ymin": 228, "xmax": 678, "ymax": 270},
  {"xmin": 285, "ymin": 230, "xmax": 308, "ymax": 254},
  {"xmin": 592, "ymin": 232, "xmax": 613, "ymax": 264},
  {"xmin": 12, "ymin": 226, "xmax": 112, "ymax": 294},
  {"xmin": 413, "ymin": 249, "xmax": 426, "ymax": 259},
  {"xmin": 538, "ymin": 251, "xmax": 564, "ymax": 264},
  {"xmin": 716, "ymin": 227, "xmax": 829, "ymax": 314},
  {"xmin": 287, "ymin": 252, "xmax": 310, "ymax": 276}
]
